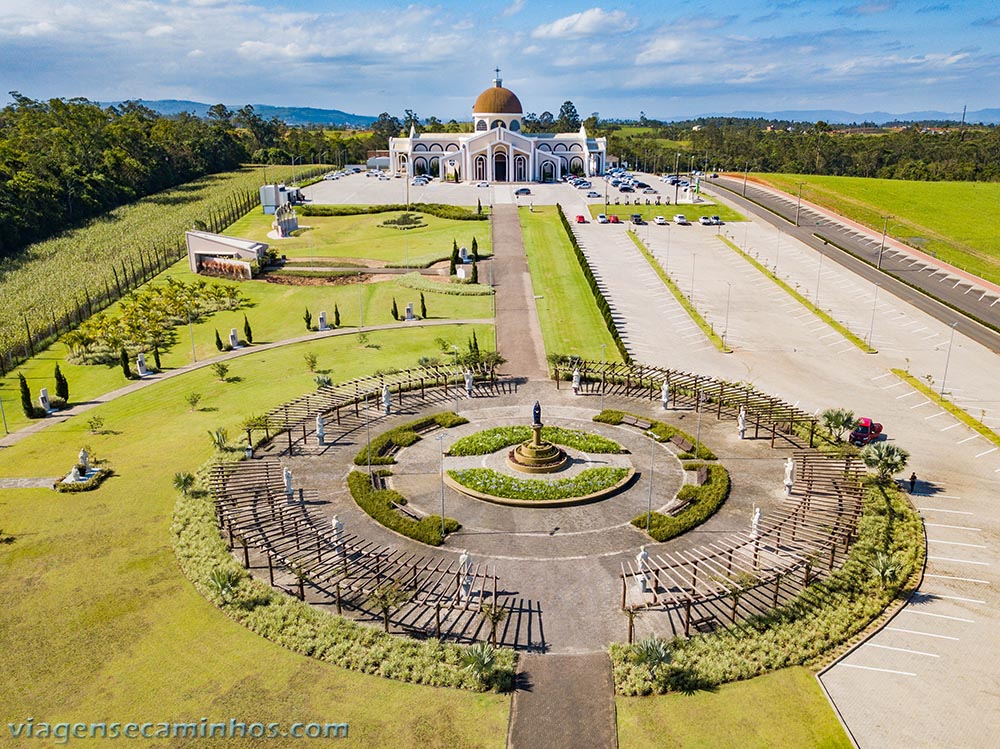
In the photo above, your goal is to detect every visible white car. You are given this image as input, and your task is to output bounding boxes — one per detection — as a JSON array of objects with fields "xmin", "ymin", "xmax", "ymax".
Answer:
[
  {"xmin": 699, "ymin": 216, "xmax": 713, "ymax": 225},
  {"xmin": 596, "ymin": 214, "xmax": 609, "ymax": 224},
  {"xmin": 673, "ymin": 214, "xmax": 688, "ymax": 225},
  {"xmin": 476, "ymin": 181, "xmax": 489, "ymax": 188},
  {"xmin": 653, "ymin": 216, "xmax": 667, "ymax": 225}
]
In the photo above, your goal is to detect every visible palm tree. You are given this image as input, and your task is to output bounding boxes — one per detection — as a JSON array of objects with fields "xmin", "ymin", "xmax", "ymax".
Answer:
[
  {"xmin": 173, "ymin": 472, "xmax": 195, "ymax": 496},
  {"xmin": 368, "ymin": 581, "xmax": 411, "ymax": 632},
  {"xmin": 860, "ymin": 442, "xmax": 910, "ymax": 482},
  {"xmin": 461, "ymin": 642, "xmax": 497, "ymax": 688},
  {"xmin": 208, "ymin": 428, "xmax": 229, "ymax": 451},
  {"xmin": 868, "ymin": 550, "xmax": 901, "ymax": 591},
  {"xmin": 208, "ymin": 567, "xmax": 241, "ymax": 604},
  {"xmin": 479, "ymin": 602, "xmax": 508, "ymax": 647},
  {"xmin": 820, "ymin": 408, "xmax": 857, "ymax": 442},
  {"xmin": 631, "ymin": 636, "xmax": 672, "ymax": 677}
]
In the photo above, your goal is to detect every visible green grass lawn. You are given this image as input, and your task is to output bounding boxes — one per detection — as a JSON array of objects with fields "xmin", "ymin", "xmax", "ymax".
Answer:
[
  {"xmin": 754, "ymin": 174, "xmax": 1000, "ymax": 284},
  {"xmin": 0, "ymin": 324, "xmax": 506, "ymax": 749},
  {"xmin": 0, "ymin": 258, "xmax": 491, "ymax": 435},
  {"xmin": 519, "ymin": 206, "xmax": 621, "ymax": 362},
  {"xmin": 616, "ymin": 667, "xmax": 851, "ymax": 749},
  {"xmin": 586, "ymin": 202, "xmax": 744, "ymax": 223},
  {"xmin": 224, "ymin": 210, "xmax": 492, "ymax": 266}
]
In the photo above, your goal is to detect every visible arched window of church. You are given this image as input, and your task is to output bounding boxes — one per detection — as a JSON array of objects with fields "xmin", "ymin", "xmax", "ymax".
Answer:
[
  {"xmin": 510, "ymin": 120, "xmax": 520, "ymax": 131},
  {"xmin": 476, "ymin": 120, "xmax": 487, "ymax": 131},
  {"xmin": 491, "ymin": 120, "xmax": 505, "ymax": 129}
]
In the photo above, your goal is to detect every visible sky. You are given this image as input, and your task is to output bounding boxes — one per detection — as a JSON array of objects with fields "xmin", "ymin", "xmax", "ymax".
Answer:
[{"xmin": 2, "ymin": 0, "xmax": 999, "ymax": 120}]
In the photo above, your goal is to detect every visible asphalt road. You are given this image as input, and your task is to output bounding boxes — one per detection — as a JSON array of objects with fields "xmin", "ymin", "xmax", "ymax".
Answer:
[{"xmin": 706, "ymin": 176, "xmax": 1000, "ymax": 354}]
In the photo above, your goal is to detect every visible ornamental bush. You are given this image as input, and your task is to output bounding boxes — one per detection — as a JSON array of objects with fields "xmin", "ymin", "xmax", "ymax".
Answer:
[
  {"xmin": 353, "ymin": 412, "xmax": 468, "ymax": 466},
  {"xmin": 347, "ymin": 471, "xmax": 460, "ymax": 546},
  {"xmin": 594, "ymin": 410, "xmax": 717, "ymax": 460},
  {"xmin": 633, "ymin": 463, "xmax": 731, "ymax": 542},
  {"xmin": 447, "ymin": 466, "xmax": 629, "ymax": 501},
  {"xmin": 447, "ymin": 426, "xmax": 622, "ymax": 456}
]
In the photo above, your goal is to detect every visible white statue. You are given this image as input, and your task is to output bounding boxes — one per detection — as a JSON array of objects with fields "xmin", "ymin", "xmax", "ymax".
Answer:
[
  {"xmin": 316, "ymin": 414, "xmax": 325, "ymax": 446},
  {"xmin": 661, "ymin": 380, "xmax": 670, "ymax": 410},
  {"xmin": 458, "ymin": 549, "xmax": 473, "ymax": 601},
  {"xmin": 70, "ymin": 466, "xmax": 81, "ymax": 482},
  {"xmin": 783, "ymin": 457, "xmax": 795, "ymax": 495},
  {"xmin": 464, "ymin": 370, "xmax": 474, "ymax": 398},
  {"xmin": 382, "ymin": 384, "xmax": 391, "ymax": 415},
  {"xmin": 750, "ymin": 506, "xmax": 761, "ymax": 539},
  {"xmin": 331, "ymin": 514, "xmax": 344, "ymax": 555},
  {"xmin": 636, "ymin": 545, "xmax": 650, "ymax": 592},
  {"xmin": 737, "ymin": 406, "xmax": 747, "ymax": 439},
  {"xmin": 283, "ymin": 466, "xmax": 293, "ymax": 496},
  {"xmin": 78, "ymin": 448, "xmax": 90, "ymax": 473},
  {"xmin": 572, "ymin": 367, "xmax": 581, "ymax": 395}
]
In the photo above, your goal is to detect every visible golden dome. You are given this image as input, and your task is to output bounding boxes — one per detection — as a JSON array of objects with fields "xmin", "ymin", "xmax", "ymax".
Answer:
[{"xmin": 473, "ymin": 83, "xmax": 523, "ymax": 115}]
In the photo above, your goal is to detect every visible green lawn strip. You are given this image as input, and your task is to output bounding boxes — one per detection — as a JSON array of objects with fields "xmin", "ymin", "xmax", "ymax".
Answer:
[
  {"xmin": 446, "ymin": 467, "xmax": 629, "ymax": 501},
  {"xmin": 396, "ymin": 272, "xmax": 495, "ymax": 296},
  {"xmin": 1, "ymin": 165, "xmax": 319, "ymax": 357},
  {"xmin": 892, "ymin": 368, "xmax": 1000, "ymax": 448},
  {"xmin": 227, "ymin": 207, "xmax": 491, "ymax": 266},
  {"xmin": 616, "ymin": 666, "xmax": 852, "ymax": 749},
  {"xmin": 633, "ymin": 464, "xmax": 730, "ymax": 542},
  {"xmin": 346, "ymin": 471, "xmax": 461, "ymax": 546},
  {"xmin": 354, "ymin": 413, "xmax": 469, "ymax": 466},
  {"xmin": 716, "ymin": 234, "xmax": 875, "ymax": 353},
  {"xmin": 754, "ymin": 174, "xmax": 1000, "ymax": 285},
  {"xmin": 586, "ymin": 202, "xmax": 745, "ymax": 223},
  {"xmin": 611, "ymin": 480, "xmax": 924, "ymax": 695},
  {"xmin": 627, "ymin": 231, "xmax": 730, "ymax": 353},
  {"xmin": 518, "ymin": 206, "xmax": 623, "ymax": 362},
  {"xmin": 594, "ymin": 410, "xmax": 716, "ymax": 460},
  {"xmin": 0, "ymin": 326, "xmax": 509, "ymax": 748},
  {"xmin": 447, "ymin": 426, "xmax": 622, "ymax": 456},
  {"xmin": 0, "ymin": 260, "xmax": 492, "ymax": 434}
]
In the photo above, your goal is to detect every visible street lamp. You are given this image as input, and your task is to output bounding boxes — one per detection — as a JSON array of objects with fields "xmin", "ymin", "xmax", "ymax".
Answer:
[
  {"xmin": 814, "ymin": 251, "xmax": 824, "ymax": 307},
  {"xmin": 0, "ymin": 389, "xmax": 8, "ymax": 434},
  {"xmin": 600, "ymin": 343, "xmax": 606, "ymax": 412},
  {"xmin": 742, "ymin": 162, "xmax": 751, "ymax": 197},
  {"xmin": 357, "ymin": 271, "xmax": 364, "ymax": 329},
  {"xmin": 366, "ymin": 394, "xmax": 372, "ymax": 477},
  {"xmin": 646, "ymin": 436, "xmax": 654, "ymax": 532},
  {"xmin": 877, "ymin": 215, "xmax": 894, "ymax": 269},
  {"xmin": 690, "ymin": 255, "xmax": 696, "ymax": 303},
  {"xmin": 940, "ymin": 322, "xmax": 959, "ymax": 397},
  {"xmin": 437, "ymin": 434, "xmax": 446, "ymax": 538},
  {"xmin": 794, "ymin": 182, "xmax": 805, "ymax": 227},
  {"xmin": 866, "ymin": 283, "xmax": 880, "ymax": 349},
  {"xmin": 723, "ymin": 281, "xmax": 732, "ymax": 348},
  {"xmin": 674, "ymin": 152, "xmax": 681, "ymax": 204}
]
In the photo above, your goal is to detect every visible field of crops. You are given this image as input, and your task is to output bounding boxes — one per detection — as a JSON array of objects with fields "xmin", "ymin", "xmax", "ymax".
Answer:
[
  {"xmin": 755, "ymin": 174, "xmax": 1000, "ymax": 284},
  {"xmin": 0, "ymin": 165, "xmax": 323, "ymax": 365}
]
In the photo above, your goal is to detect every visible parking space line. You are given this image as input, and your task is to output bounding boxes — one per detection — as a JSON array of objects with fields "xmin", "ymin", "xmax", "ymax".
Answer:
[
  {"xmin": 925, "ymin": 593, "xmax": 987, "ymax": 604},
  {"xmin": 928, "ymin": 539, "xmax": 987, "ymax": 548},
  {"xmin": 924, "ymin": 522, "xmax": 981, "ymax": 531},
  {"xmin": 896, "ymin": 391, "xmax": 919, "ymax": 400},
  {"xmin": 957, "ymin": 435, "xmax": 980, "ymax": 444},
  {"xmin": 940, "ymin": 423, "xmax": 961, "ymax": 432},
  {"xmin": 865, "ymin": 643, "xmax": 939, "ymax": 658},
  {"xmin": 886, "ymin": 627, "xmax": 959, "ymax": 641},
  {"xmin": 871, "ymin": 372, "xmax": 893, "ymax": 381},
  {"xmin": 839, "ymin": 663, "xmax": 917, "ymax": 676},
  {"xmin": 910, "ymin": 401, "xmax": 931, "ymax": 409},
  {"xmin": 919, "ymin": 507, "xmax": 974, "ymax": 515},
  {"xmin": 902, "ymin": 609, "xmax": 975, "ymax": 623},
  {"xmin": 928, "ymin": 555, "xmax": 989, "ymax": 566},
  {"xmin": 924, "ymin": 412, "xmax": 946, "ymax": 420},
  {"xmin": 974, "ymin": 447, "xmax": 998, "ymax": 458}
]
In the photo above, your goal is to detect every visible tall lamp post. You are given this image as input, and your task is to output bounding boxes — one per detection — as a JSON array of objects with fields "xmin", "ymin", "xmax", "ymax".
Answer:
[
  {"xmin": 866, "ymin": 283, "xmax": 881, "ymax": 349},
  {"xmin": 742, "ymin": 162, "xmax": 751, "ymax": 197},
  {"xmin": 723, "ymin": 281, "xmax": 732, "ymax": 349},
  {"xmin": 674, "ymin": 152, "xmax": 681, "ymax": 204},
  {"xmin": 940, "ymin": 322, "xmax": 959, "ymax": 396},
  {"xmin": 437, "ymin": 434, "xmax": 446, "ymax": 538},
  {"xmin": 877, "ymin": 215, "xmax": 894, "ymax": 269},
  {"xmin": 0, "ymin": 390, "xmax": 8, "ymax": 434},
  {"xmin": 646, "ymin": 437, "xmax": 655, "ymax": 532},
  {"xmin": 600, "ymin": 343, "xmax": 606, "ymax": 412},
  {"xmin": 357, "ymin": 271, "xmax": 364, "ymax": 329},
  {"xmin": 794, "ymin": 182, "xmax": 805, "ymax": 226}
]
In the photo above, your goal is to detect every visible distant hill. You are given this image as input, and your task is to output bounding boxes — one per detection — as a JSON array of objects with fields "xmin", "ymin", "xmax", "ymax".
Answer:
[
  {"xmin": 671, "ymin": 108, "xmax": 1000, "ymax": 126},
  {"xmin": 103, "ymin": 99, "xmax": 376, "ymax": 128}
]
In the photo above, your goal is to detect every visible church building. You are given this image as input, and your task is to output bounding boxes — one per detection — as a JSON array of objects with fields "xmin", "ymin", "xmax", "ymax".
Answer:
[{"xmin": 388, "ymin": 73, "xmax": 606, "ymax": 183}]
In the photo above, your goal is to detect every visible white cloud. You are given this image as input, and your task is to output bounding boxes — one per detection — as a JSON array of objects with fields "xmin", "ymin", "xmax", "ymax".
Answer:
[
  {"xmin": 532, "ymin": 8, "xmax": 636, "ymax": 39},
  {"xmin": 504, "ymin": 0, "xmax": 525, "ymax": 17},
  {"xmin": 146, "ymin": 25, "xmax": 174, "ymax": 37},
  {"xmin": 17, "ymin": 21, "xmax": 56, "ymax": 37}
]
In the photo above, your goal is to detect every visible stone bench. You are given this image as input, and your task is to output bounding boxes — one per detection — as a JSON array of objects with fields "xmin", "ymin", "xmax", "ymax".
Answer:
[
  {"xmin": 621, "ymin": 415, "xmax": 653, "ymax": 430},
  {"xmin": 370, "ymin": 472, "xmax": 388, "ymax": 490},
  {"xmin": 667, "ymin": 498, "xmax": 693, "ymax": 516},
  {"xmin": 694, "ymin": 466, "xmax": 709, "ymax": 486},
  {"xmin": 414, "ymin": 421, "xmax": 441, "ymax": 435},
  {"xmin": 670, "ymin": 435, "xmax": 694, "ymax": 453},
  {"xmin": 391, "ymin": 498, "xmax": 425, "ymax": 521}
]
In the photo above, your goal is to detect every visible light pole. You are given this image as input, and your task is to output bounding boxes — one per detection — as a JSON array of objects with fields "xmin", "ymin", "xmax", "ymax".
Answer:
[
  {"xmin": 690, "ymin": 255, "xmax": 696, "ymax": 303},
  {"xmin": 695, "ymin": 390, "xmax": 703, "ymax": 457},
  {"xmin": 437, "ymin": 434, "xmax": 446, "ymax": 538},
  {"xmin": 674, "ymin": 152, "xmax": 681, "ymax": 204},
  {"xmin": 742, "ymin": 162, "xmax": 750, "ymax": 197},
  {"xmin": 775, "ymin": 229, "xmax": 782, "ymax": 272},
  {"xmin": 794, "ymin": 182, "xmax": 804, "ymax": 226},
  {"xmin": 357, "ymin": 271, "xmax": 363, "ymax": 329},
  {"xmin": 866, "ymin": 283, "xmax": 880, "ymax": 349},
  {"xmin": 291, "ymin": 155, "xmax": 305, "ymax": 185},
  {"xmin": 723, "ymin": 281, "xmax": 732, "ymax": 348},
  {"xmin": 646, "ymin": 436, "xmax": 654, "ymax": 532},
  {"xmin": 940, "ymin": 322, "xmax": 959, "ymax": 397},
  {"xmin": 366, "ymin": 394, "xmax": 372, "ymax": 477},
  {"xmin": 0, "ymin": 389, "xmax": 8, "ymax": 434},
  {"xmin": 187, "ymin": 307, "xmax": 196, "ymax": 363},
  {"xmin": 877, "ymin": 214, "xmax": 894, "ymax": 269},
  {"xmin": 665, "ymin": 225, "xmax": 671, "ymax": 272},
  {"xmin": 814, "ymin": 251, "xmax": 824, "ymax": 307},
  {"xmin": 600, "ymin": 343, "xmax": 606, "ymax": 412}
]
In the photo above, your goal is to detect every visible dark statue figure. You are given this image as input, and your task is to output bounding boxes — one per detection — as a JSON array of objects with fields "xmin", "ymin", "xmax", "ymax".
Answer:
[{"xmin": 533, "ymin": 400, "xmax": 542, "ymax": 425}]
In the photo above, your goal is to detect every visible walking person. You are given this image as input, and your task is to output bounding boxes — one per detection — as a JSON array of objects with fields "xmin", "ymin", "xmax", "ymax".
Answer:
[{"xmin": 909, "ymin": 472, "xmax": 917, "ymax": 493}]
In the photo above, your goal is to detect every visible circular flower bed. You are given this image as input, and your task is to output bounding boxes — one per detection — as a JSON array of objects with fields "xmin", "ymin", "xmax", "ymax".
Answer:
[
  {"xmin": 447, "ymin": 466, "xmax": 630, "ymax": 502},
  {"xmin": 448, "ymin": 426, "xmax": 623, "ymax": 456}
]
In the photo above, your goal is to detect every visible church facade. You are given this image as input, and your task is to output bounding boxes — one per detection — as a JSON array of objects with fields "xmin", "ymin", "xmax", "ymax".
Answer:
[{"xmin": 388, "ymin": 74, "xmax": 606, "ymax": 183}]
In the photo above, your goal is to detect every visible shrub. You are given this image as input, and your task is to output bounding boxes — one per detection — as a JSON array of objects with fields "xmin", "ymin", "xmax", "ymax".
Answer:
[
  {"xmin": 54, "ymin": 468, "xmax": 112, "ymax": 493},
  {"xmin": 214, "ymin": 329, "xmax": 223, "ymax": 351},
  {"xmin": 87, "ymin": 415, "xmax": 105, "ymax": 434},
  {"xmin": 448, "ymin": 467, "xmax": 630, "ymax": 501},
  {"xmin": 448, "ymin": 426, "xmax": 622, "ymax": 456},
  {"xmin": 243, "ymin": 314, "xmax": 253, "ymax": 344},
  {"xmin": 186, "ymin": 392, "xmax": 202, "ymax": 411},
  {"xmin": 633, "ymin": 463, "xmax": 730, "ymax": 541},
  {"xmin": 303, "ymin": 308, "xmax": 313, "ymax": 331},
  {"xmin": 594, "ymin": 409, "xmax": 716, "ymax": 460},
  {"xmin": 304, "ymin": 351, "xmax": 318, "ymax": 372},
  {"xmin": 347, "ymin": 471, "xmax": 459, "ymax": 546},
  {"xmin": 211, "ymin": 362, "xmax": 229, "ymax": 381},
  {"xmin": 354, "ymin": 412, "xmax": 468, "ymax": 466},
  {"xmin": 54, "ymin": 364, "xmax": 69, "ymax": 401},
  {"xmin": 18, "ymin": 372, "xmax": 35, "ymax": 418},
  {"xmin": 300, "ymin": 203, "xmax": 486, "ymax": 221},
  {"xmin": 397, "ymin": 272, "xmax": 494, "ymax": 296}
]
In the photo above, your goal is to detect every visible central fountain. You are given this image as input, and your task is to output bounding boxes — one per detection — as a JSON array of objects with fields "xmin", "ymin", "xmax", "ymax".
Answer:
[{"xmin": 506, "ymin": 400, "xmax": 569, "ymax": 473}]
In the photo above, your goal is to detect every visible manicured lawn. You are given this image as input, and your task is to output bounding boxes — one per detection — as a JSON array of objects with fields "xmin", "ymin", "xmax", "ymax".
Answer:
[
  {"xmin": 586, "ymin": 202, "xmax": 744, "ymax": 223},
  {"xmin": 0, "ymin": 324, "xmax": 506, "ymax": 749},
  {"xmin": 519, "ymin": 206, "xmax": 621, "ymax": 362},
  {"xmin": 0, "ymin": 259, "xmax": 491, "ymax": 435},
  {"xmin": 616, "ymin": 667, "xmax": 851, "ymax": 749},
  {"xmin": 754, "ymin": 174, "xmax": 1000, "ymax": 284},
  {"xmin": 224, "ymin": 210, "xmax": 492, "ymax": 266}
]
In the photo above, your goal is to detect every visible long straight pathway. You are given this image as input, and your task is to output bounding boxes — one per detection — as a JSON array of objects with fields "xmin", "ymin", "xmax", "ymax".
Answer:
[{"xmin": 491, "ymin": 205, "xmax": 548, "ymax": 380}]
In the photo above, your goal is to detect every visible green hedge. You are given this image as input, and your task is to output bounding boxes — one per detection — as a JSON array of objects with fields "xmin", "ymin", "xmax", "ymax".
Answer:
[
  {"xmin": 347, "ymin": 471, "xmax": 460, "ymax": 546},
  {"xmin": 397, "ymin": 272, "xmax": 495, "ymax": 296},
  {"xmin": 354, "ymin": 412, "xmax": 468, "ymax": 466},
  {"xmin": 447, "ymin": 426, "xmax": 623, "ymax": 456},
  {"xmin": 53, "ymin": 468, "xmax": 113, "ymax": 493},
  {"xmin": 447, "ymin": 466, "xmax": 630, "ymax": 501},
  {"xmin": 556, "ymin": 204, "xmax": 632, "ymax": 364},
  {"xmin": 632, "ymin": 463, "xmax": 730, "ymax": 541},
  {"xmin": 612, "ymin": 481, "xmax": 924, "ymax": 695},
  {"xmin": 300, "ymin": 203, "xmax": 486, "ymax": 221},
  {"xmin": 172, "ymin": 489, "xmax": 513, "ymax": 690},
  {"xmin": 594, "ymin": 410, "xmax": 716, "ymax": 460}
]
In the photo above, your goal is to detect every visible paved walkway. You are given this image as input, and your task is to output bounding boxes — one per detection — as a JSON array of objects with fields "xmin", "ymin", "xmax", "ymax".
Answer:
[
  {"xmin": 0, "ymin": 477, "xmax": 55, "ymax": 489},
  {"xmin": 508, "ymin": 653, "xmax": 617, "ymax": 749},
  {"xmin": 491, "ymin": 206, "xmax": 548, "ymax": 380}
]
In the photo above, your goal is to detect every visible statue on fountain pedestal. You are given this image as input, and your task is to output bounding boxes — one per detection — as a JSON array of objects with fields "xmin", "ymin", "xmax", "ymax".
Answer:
[{"xmin": 532, "ymin": 400, "xmax": 542, "ymax": 426}]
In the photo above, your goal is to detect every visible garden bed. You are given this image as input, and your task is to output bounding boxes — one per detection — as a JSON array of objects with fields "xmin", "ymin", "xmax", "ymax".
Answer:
[{"xmin": 447, "ymin": 426, "xmax": 623, "ymax": 456}]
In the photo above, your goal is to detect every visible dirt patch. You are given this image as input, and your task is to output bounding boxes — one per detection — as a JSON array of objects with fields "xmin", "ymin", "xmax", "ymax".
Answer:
[{"xmin": 261, "ymin": 274, "xmax": 367, "ymax": 287}]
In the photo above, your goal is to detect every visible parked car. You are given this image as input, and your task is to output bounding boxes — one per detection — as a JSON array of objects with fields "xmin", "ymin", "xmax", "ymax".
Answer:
[
  {"xmin": 642, "ymin": 187, "xmax": 658, "ymax": 194},
  {"xmin": 586, "ymin": 191, "xmax": 601, "ymax": 198},
  {"xmin": 597, "ymin": 214, "xmax": 609, "ymax": 223},
  {"xmin": 630, "ymin": 213, "xmax": 644, "ymax": 225},
  {"xmin": 673, "ymin": 214, "xmax": 688, "ymax": 225},
  {"xmin": 654, "ymin": 215, "xmax": 667, "ymax": 225},
  {"xmin": 711, "ymin": 215, "xmax": 723, "ymax": 225},
  {"xmin": 608, "ymin": 214, "xmax": 621, "ymax": 223},
  {"xmin": 619, "ymin": 185, "xmax": 635, "ymax": 193},
  {"xmin": 699, "ymin": 216, "xmax": 713, "ymax": 225},
  {"xmin": 514, "ymin": 187, "xmax": 531, "ymax": 196},
  {"xmin": 575, "ymin": 215, "xmax": 587, "ymax": 223},
  {"xmin": 475, "ymin": 181, "xmax": 489, "ymax": 188},
  {"xmin": 849, "ymin": 418, "xmax": 883, "ymax": 446}
]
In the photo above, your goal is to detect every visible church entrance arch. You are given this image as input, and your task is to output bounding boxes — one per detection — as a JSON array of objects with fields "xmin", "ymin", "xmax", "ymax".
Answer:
[
  {"xmin": 475, "ymin": 155, "xmax": 487, "ymax": 181},
  {"xmin": 514, "ymin": 155, "xmax": 527, "ymax": 182},
  {"xmin": 540, "ymin": 161, "xmax": 554, "ymax": 183},
  {"xmin": 494, "ymin": 152, "xmax": 508, "ymax": 182},
  {"xmin": 429, "ymin": 157, "xmax": 440, "ymax": 177}
]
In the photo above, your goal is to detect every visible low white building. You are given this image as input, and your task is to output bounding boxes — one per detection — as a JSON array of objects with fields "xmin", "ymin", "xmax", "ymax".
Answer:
[
  {"xmin": 389, "ymin": 73, "xmax": 606, "ymax": 183},
  {"xmin": 185, "ymin": 231, "xmax": 267, "ymax": 279}
]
